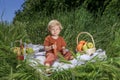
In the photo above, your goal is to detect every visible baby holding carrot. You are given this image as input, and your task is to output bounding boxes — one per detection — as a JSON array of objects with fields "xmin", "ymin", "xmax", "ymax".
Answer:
[{"xmin": 44, "ymin": 19, "xmax": 73, "ymax": 67}]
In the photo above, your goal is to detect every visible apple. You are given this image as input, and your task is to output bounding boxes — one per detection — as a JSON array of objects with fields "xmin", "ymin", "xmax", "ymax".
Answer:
[
  {"xmin": 82, "ymin": 43, "xmax": 88, "ymax": 52},
  {"xmin": 17, "ymin": 55, "xmax": 24, "ymax": 60},
  {"xmin": 26, "ymin": 48, "xmax": 34, "ymax": 54},
  {"xmin": 76, "ymin": 52, "xmax": 81, "ymax": 57},
  {"xmin": 87, "ymin": 42, "xmax": 94, "ymax": 48}
]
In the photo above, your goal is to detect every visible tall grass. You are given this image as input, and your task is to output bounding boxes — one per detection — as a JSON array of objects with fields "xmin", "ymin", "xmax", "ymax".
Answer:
[
  {"xmin": 50, "ymin": 58, "xmax": 120, "ymax": 80},
  {"xmin": 0, "ymin": 21, "xmax": 30, "ymax": 80},
  {"xmin": 25, "ymin": 6, "xmax": 120, "ymax": 57},
  {"xmin": 0, "ymin": 5, "xmax": 120, "ymax": 80}
]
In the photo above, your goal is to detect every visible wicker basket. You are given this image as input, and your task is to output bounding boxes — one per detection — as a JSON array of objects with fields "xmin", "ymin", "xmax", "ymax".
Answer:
[
  {"xmin": 76, "ymin": 32, "xmax": 96, "ymax": 55},
  {"xmin": 12, "ymin": 39, "xmax": 24, "ymax": 60}
]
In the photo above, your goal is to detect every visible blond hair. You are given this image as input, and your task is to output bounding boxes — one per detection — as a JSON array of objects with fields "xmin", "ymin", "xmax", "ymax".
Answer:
[{"xmin": 47, "ymin": 20, "xmax": 63, "ymax": 30}]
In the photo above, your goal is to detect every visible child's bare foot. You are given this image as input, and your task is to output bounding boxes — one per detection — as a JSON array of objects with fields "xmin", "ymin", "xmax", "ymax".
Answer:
[
  {"xmin": 45, "ymin": 63, "xmax": 51, "ymax": 74},
  {"xmin": 45, "ymin": 68, "xmax": 52, "ymax": 74},
  {"xmin": 45, "ymin": 63, "xmax": 50, "ymax": 67}
]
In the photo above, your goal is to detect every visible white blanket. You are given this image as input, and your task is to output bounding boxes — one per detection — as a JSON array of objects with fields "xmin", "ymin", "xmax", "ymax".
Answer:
[{"xmin": 25, "ymin": 44, "xmax": 107, "ymax": 71}]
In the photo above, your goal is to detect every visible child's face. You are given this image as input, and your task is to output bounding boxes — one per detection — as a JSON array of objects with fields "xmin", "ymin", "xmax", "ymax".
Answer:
[{"xmin": 49, "ymin": 25, "xmax": 61, "ymax": 36}]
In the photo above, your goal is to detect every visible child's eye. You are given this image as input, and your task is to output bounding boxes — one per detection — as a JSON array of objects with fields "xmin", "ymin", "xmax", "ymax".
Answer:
[{"xmin": 51, "ymin": 29, "xmax": 54, "ymax": 31}]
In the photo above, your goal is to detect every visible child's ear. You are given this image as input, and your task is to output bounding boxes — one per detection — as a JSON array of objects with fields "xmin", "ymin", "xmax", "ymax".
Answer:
[{"xmin": 48, "ymin": 29, "xmax": 50, "ymax": 32}]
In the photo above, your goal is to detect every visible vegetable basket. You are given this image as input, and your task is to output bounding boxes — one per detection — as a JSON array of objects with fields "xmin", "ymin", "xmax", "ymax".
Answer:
[{"xmin": 76, "ymin": 32, "xmax": 96, "ymax": 55}]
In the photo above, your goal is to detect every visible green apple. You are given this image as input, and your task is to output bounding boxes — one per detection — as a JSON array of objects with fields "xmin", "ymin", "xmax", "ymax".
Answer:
[
  {"xmin": 22, "ymin": 48, "xmax": 26, "ymax": 54},
  {"xmin": 87, "ymin": 42, "xmax": 94, "ymax": 48},
  {"xmin": 82, "ymin": 43, "xmax": 88, "ymax": 52},
  {"xmin": 76, "ymin": 52, "xmax": 81, "ymax": 57},
  {"xmin": 26, "ymin": 48, "xmax": 34, "ymax": 54}
]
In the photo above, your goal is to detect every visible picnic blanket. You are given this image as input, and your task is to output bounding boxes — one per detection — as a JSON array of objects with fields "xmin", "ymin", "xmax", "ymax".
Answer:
[{"xmin": 24, "ymin": 44, "xmax": 107, "ymax": 73}]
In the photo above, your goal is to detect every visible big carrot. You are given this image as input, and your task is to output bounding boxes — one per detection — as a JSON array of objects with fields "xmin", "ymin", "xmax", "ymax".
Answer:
[{"xmin": 53, "ymin": 42, "xmax": 57, "ymax": 56}]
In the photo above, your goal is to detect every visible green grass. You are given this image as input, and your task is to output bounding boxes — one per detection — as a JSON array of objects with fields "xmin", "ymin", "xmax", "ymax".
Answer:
[{"xmin": 0, "ymin": 6, "xmax": 120, "ymax": 80}]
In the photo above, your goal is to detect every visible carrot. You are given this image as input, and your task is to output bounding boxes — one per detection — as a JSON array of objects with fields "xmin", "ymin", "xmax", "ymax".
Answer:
[{"xmin": 53, "ymin": 42, "xmax": 57, "ymax": 56}]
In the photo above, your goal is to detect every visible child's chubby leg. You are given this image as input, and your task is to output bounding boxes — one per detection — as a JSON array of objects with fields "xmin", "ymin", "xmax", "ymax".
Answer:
[
  {"xmin": 69, "ymin": 55, "xmax": 74, "ymax": 60},
  {"xmin": 44, "ymin": 53, "xmax": 57, "ymax": 74},
  {"xmin": 45, "ymin": 63, "xmax": 51, "ymax": 74},
  {"xmin": 44, "ymin": 52, "xmax": 57, "ymax": 66},
  {"xmin": 63, "ymin": 51, "xmax": 74, "ymax": 60}
]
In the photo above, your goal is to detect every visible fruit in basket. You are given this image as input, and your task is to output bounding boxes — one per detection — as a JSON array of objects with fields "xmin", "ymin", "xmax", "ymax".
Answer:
[
  {"xmin": 77, "ymin": 40, "xmax": 86, "ymax": 51},
  {"xmin": 87, "ymin": 42, "xmax": 94, "ymax": 48},
  {"xmin": 17, "ymin": 55, "xmax": 24, "ymax": 60},
  {"xmin": 78, "ymin": 40, "xmax": 86, "ymax": 44},
  {"xmin": 12, "ymin": 47, "xmax": 22, "ymax": 56},
  {"xmin": 21, "ymin": 48, "xmax": 26, "ymax": 54},
  {"xmin": 13, "ymin": 47, "xmax": 20, "ymax": 53},
  {"xmin": 77, "ymin": 44, "xmax": 82, "ymax": 51},
  {"xmin": 82, "ymin": 43, "xmax": 88, "ymax": 52},
  {"xmin": 26, "ymin": 48, "xmax": 34, "ymax": 54}
]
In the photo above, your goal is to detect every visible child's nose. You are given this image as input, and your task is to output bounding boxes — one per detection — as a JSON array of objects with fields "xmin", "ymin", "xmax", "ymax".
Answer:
[{"xmin": 54, "ymin": 30, "xmax": 57, "ymax": 32}]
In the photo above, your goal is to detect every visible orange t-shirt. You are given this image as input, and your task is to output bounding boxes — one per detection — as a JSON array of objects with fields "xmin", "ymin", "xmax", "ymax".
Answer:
[{"xmin": 44, "ymin": 35, "xmax": 66, "ymax": 53}]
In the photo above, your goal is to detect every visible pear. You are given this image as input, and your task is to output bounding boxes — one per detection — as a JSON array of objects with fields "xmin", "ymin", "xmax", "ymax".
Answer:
[
  {"xmin": 87, "ymin": 42, "xmax": 94, "ymax": 48},
  {"xmin": 21, "ymin": 48, "xmax": 26, "ymax": 54},
  {"xmin": 82, "ymin": 43, "xmax": 88, "ymax": 52}
]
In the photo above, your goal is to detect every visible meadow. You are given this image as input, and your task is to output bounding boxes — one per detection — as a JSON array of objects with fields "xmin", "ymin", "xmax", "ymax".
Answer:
[{"xmin": 0, "ymin": 3, "xmax": 120, "ymax": 80}]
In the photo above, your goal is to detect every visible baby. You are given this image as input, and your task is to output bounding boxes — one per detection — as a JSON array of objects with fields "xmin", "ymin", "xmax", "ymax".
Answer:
[{"xmin": 44, "ymin": 19, "xmax": 73, "ymax": 67}]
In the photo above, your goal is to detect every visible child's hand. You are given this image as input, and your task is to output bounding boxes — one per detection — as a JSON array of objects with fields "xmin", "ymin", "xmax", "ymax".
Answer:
[
  {"xmin": 51, "ymin": 44, "xmax": 57, "ymax": 49},
  {"xmin": 62, "ymin": 49, "xmax": 66, "ymax": 55},
  {"xmin": 62, "ymin": 47, "xmax": 66, "ymax": 54}
]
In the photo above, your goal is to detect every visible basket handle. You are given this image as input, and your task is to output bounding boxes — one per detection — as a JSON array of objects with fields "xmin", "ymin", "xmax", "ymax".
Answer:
[
  {"xmin": 12, "ymin": 39, "xmax": 23, "ymax": 48},
  {"xmin": 76, "ymin": 32, "xmax": 95, "ymax": 48}
]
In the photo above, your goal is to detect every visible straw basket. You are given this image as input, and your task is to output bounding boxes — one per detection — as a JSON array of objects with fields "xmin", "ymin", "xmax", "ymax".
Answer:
[
  {"xmin": 12, "ymin": 39, "xmax": 24, "ymax": 60},
  {"xmin": 76, "ymin": 32, "xmax": 96, "ymax": 55}
]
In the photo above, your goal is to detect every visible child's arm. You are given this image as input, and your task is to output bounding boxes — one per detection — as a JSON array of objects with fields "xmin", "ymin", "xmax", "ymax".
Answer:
[
  {"xmin": 44, "ymin": 46, "xmax": 52, "ymax": 51},
  {"xmin": 44, "ymin": 44, "xmax": 57, "ymax": 51}
]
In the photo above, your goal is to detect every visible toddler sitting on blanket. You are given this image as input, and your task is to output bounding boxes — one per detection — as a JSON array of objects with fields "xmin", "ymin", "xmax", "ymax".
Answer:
[{"xmin": 44, "ymin": 20, "xmax": 73, "ymax": 68}]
